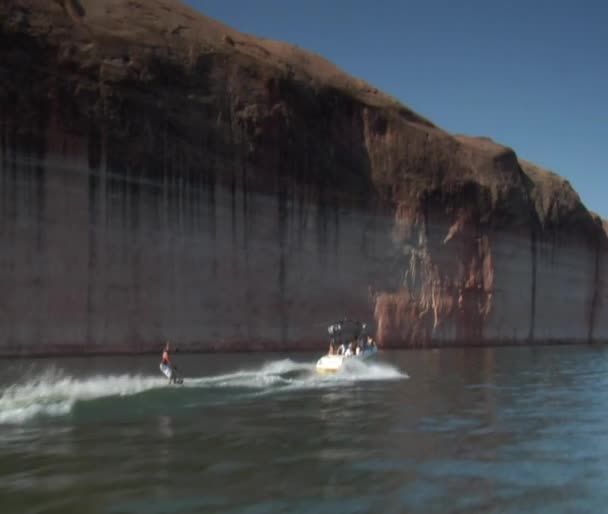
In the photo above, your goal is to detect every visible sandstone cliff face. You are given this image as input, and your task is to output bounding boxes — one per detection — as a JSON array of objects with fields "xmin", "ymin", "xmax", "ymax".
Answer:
[{"xmin": 0, "ymin": 0, "xmax": 606, "ymax": 355}]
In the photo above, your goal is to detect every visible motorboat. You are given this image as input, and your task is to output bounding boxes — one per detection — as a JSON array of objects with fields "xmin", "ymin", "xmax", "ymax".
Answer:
[
  {"xmin": 316, "ymin": 344, "xmax": 378, "ymax": 372},
  {"xmin": 315, "ymin": 319, "xmax": 378, "ymax": 372}
]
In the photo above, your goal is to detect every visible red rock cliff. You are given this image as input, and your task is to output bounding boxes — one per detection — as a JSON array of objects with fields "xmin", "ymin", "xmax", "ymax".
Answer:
[{"xmin": 1, "ymin": 0, "xmax": 606, "ymax": 355}]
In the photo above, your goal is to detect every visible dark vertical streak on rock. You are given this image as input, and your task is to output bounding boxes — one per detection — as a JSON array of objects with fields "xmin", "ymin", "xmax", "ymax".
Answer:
[
  {"xmin": 278, "ymin": 174, "xmax": 288, "ymax": 344},
  {"xmin": 6, "ymin": 155, "xmax": 17, "ymax": 349},
  {"xmin": 88, "ymin": 124, "xmax": 102, "ymax": 171},
  {"xmin": 163, "ymin": 126, "xmax": 176, "ymax": 333},
  {"xmin": 124, "ymin": 162, "xmax": 133, "ymax": 333},
  {"xmin": 230, "ymin": 162, "xmax": 237, "ymax": 270},
  {"xmin": 31, "ymin": 96, "xmax": 48, "ymax": 364},
  {"xmin": 86, "ymin": 166, "xmax": 97, "ymax": 346},
  {"xmin": 208, "ymin": 161, "xmax": 217, "ymax": 277},
  {"xmin": 3, "ymin": 96, "xmax": 19, "ymax": 349},
  {"xmin": 297, "ymin": 185, "xmax": 307, "ymax": 252},
  {"xmin": 240, "ymin": 140, "xmax": 252, "ymax": 341},
  {"xmin": 86, "ymin": 123, "xmax": 101, "ymax": 346},
  {"xmin": 104, "ymin": 165, "xmax": 112, "ymax": 229},
  {"xmin": 0, "ymin": 111, "xmax": 6, "ymax": 173},
  {"xmin": 316, "ymin": 184, "xmax": 328, "ymax": 268},
  {"xmin": 333, "ymin": 202, "xmax": 340, "ymax": 268},
  {"xmin": 227, "ymin": 103, "xmax": 238, "ymax": 265},
  {"xmin": 188, "ymin": 158, "xmax": 196, "ymax": 238},
  {"xmin": 34, "ymin": 118, "xmax": 47, "ymax": 253},
  {"xmin": 241, "ymin": 150, "xmax": 249, "ymax": 264},
  {"xmin": 0, "ymin": 128, "xmax": 6, "ymax": 237},
  {"xmin": 528, "ymin": 230, "xmax": 537, "ymax": 342},
  {"xmin": 175, "ymin": 160, "xmax": 182, "ymax": 239},
  {"xmin": 130, "ymin": 163, "xmax": 141, "ymax": 345},
  {"xmin": 121, "ymin": 166, "xmax": 129, "ymax": 267},
  {"xmin": 588, "ymin": 237, "xmax": 601, "ymax": 343},
  {"xmin": 360, "ymin": 212, "xmax": 369, "ymax": 259},
  {"xmin": 102, "ymin": 163, "xmax": 112, "ymax": 342}
]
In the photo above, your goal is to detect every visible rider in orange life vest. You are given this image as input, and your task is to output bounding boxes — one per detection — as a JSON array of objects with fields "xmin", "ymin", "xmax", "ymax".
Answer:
[{"xmin": 161, "ymin": 343, "xmax": 171, "ymax": 366}]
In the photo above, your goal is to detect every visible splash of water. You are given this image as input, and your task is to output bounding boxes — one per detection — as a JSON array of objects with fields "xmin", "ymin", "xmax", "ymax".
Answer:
[
  {"xmin": 185, "ymin": 359, "xmax": 314, "ymax": 389},
  {"xmin": 0, "ymin": 358, "xmax": 407, "ymax": 424},
  {"xmin": 337, "ymin": 359, "xmax": 408, "ymax": 380},
  {"xmin": 0, "ymin": 368, "xmax": 165, "ymax": 425}
]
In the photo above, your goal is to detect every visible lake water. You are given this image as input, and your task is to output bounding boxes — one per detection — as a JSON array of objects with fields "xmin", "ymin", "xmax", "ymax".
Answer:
[{"xmin": 1, "ymin": 346, "xmax": 608, "ymax": 514}]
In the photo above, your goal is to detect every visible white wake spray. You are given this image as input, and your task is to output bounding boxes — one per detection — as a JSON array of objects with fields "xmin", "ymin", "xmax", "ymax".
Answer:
[
  {"xmin": 0, "ymin": 358, "xmax": 407, "ymax": 424},
  {"xmin": 0, "ymin": 368, "xmax": 165, "ymax": 424}
]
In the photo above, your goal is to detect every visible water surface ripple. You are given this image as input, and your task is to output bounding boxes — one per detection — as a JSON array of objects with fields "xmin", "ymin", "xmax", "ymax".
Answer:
[{"xmin": 1, "ymin": 346, "xmax": 607, "ymax": 514}]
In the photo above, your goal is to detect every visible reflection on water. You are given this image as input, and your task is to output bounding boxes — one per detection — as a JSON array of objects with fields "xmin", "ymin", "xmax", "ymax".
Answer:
[
  {"xmin": 158, "ymin": 415, "xmax": 174, "ymax": 439},
  {"xmin": 1, "ymin": 347, "xmax": 608, "ymax": 514}
]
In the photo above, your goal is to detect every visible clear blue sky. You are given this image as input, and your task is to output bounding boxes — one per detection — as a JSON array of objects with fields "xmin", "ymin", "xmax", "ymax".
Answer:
[{"xmin": 186, "ymin": 0, "xmax": 607, "ymax": 218}]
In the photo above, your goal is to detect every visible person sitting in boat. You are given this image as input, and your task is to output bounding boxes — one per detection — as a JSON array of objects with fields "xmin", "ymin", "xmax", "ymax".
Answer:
[
  {"xmin": 337, "ymin": 344, "xmax": 345, "ymax": 355},
  {"xmin": 344, "ymin": 342, "xmax": 354, "ymax": 357},
  {"xmin": 328, "ymin": 341, "xmax": 335, "ymax": 355},
  {"xmin": 160, "ymin": 341, "xmax": 177, "ymax": 384},
  {"xmin": 358, "ymin": 323, "xmax": 368, "ymax": 348}
]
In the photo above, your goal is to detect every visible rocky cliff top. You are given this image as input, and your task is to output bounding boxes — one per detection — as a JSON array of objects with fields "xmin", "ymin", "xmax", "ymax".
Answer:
[{"xmin": 3, "ymin": 0, "xmax": 432, "ymax": 121}]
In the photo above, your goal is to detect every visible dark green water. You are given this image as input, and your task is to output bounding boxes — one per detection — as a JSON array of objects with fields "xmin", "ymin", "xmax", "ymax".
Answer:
[{"xmin": 1, "ymin": 346, "xmax": 608, "ymax": 514}]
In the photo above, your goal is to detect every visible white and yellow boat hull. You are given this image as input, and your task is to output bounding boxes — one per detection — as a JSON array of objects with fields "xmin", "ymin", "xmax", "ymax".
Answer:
[{"xmin": 315, "ymin": 347, "xmax": 377, "ymax": 373}]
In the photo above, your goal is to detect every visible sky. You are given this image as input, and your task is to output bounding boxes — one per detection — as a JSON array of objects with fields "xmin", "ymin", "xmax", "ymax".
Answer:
[{"xmin": 186, "ymin": 0, "xmax": 607, "ymax": 217}]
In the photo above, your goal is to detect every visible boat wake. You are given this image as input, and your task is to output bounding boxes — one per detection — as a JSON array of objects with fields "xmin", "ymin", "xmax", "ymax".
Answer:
[
  {"xmin": 0, "ymin": 367, "xmax": 166, "ymax": 425},
  {"xmin": 0, "ymin": 359, "xmax": 407, "ymax": 424}
]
